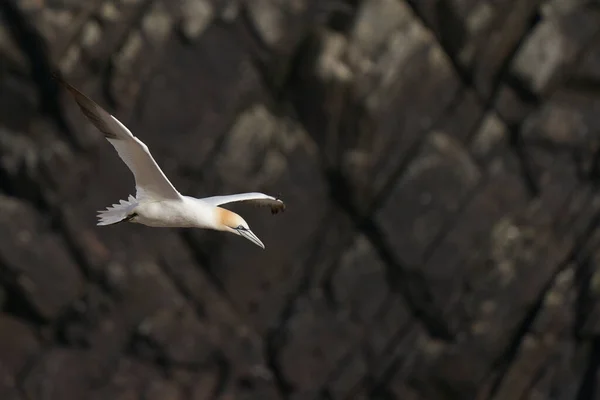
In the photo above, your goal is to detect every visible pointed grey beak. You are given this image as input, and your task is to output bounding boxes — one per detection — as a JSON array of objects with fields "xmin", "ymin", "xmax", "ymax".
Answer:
[{"xmin": 236, "ymin": 228, "xmax": 265, "ymax": 249}]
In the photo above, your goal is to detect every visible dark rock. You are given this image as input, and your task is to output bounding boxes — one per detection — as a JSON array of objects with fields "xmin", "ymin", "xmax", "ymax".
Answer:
[
  {"xmin": 87, "ymin": 356, "xmax": 167, "ymax": 400},
  {"xmin": 22, "ymin": 349, "xmax": 98, "ymax": 400},
  {"xmin": 109, "ymin": 0, "xmax": 174, "ymax": 111},
  {"xmin": 133, "ymin": 304, "xmax": 215, "ymax": 366},
  {"xmin": 376, "ymin": 132, "xmax": 481, "ymax": 266},
  {"xmin": 327, "ymin": 351, "xmax": 368, "ymax": 398},
  {"xmin": 330, "ymin": 235, "xmax": 389, "ymax": 323},
  {"xmin": 0, "ymin": 314, "xmax": 39, "ymax": 376},
  {"xmin": 179, "ymin": 0, "xmax": 214, "ymax": 41},
  {"xmin": 0, "ymin": 79, "xmax": 38, "ymax": 132},
  {"xmin": 142, "ymin": 380, "xmax": 183, "ymax": 400},
  {"xmin": 407, "ymin": 186, "xmax": 575, "ymax": 399},
  {"xmin": 0, "ymin": 362, "xmax": 21, "ymax": 400},
  {"xmin": 573, "ymin": 34, "xmax": 600, "ymax": 83},
  {"xmin": 289, "ymin": 0, "xmax": 463, "ymax": 212},
  {"xmin": 493, "ymin": 83, "xmax": 537, "ymax": 126},
  {"xmin": 220, "ymin": 375, "xmax": 282, "ymax": 400},
  {"xmin": 181, "ymin": 368, "xmax": 221, "ymax": 399},
  {"xmin": 469, "ymin": 111, "xmax": 510, "ymax": 164},
  {"xmin": 365, "ymin": 295, "xmax": 413, "ymax": 362},
  {"xmin": 510, "ymin": 5, "xmax": 600, "ymax": 96},
  {"xmin": 491, "ymin": 266, "xmax": 579, "ymax": 400},
  {"xmin": 420, "ymin": 170, "xmax": 530, "ymax": 330},
  {"xmin": 278, "ymin": 294, "xmax": 360, "ymax": 392},
  {"xmin": 433, "ymin": 89, "xmax": 485, "ymax": 145},
  {"xmin": 0, "ymin": 195, "xmax": 84, "ymax": 320},
  {"xmin": 521, "ymin": 89, "xmax": 600, "ymax": 151}
]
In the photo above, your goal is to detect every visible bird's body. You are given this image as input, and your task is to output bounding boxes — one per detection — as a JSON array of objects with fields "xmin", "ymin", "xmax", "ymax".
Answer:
[
  {"xmin": 124, "ymin": 197, "xmax": 213, "ymax": 228},
  {"xmin": 56, "ymin": 75, "xmax": 285, "ymax": 249}
]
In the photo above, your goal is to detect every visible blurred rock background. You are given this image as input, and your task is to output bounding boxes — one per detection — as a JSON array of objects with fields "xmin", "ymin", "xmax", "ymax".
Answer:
[{"xmin": 1, "ymin": 0, "xmax": 600, "ymax": 399}]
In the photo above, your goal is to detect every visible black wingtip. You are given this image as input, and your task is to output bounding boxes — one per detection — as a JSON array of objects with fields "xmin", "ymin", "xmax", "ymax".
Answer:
[
  {"xmin": 51, "ymin": 70, "xmax": 81, "ymax": 97},
  {"xmin": 272, "ymin": 193, "xmax": 285, "ymax": 214},
  {"xmin": 51, "ymin": 70, "xmax": 66, "ymax": 86},
  {"xmin": 270, "ymin": 199, "xmax": 286, "ymax": 215},
  {"xmin": 51, "ymin": 73, "xmax": 119, "ymax": 140}
]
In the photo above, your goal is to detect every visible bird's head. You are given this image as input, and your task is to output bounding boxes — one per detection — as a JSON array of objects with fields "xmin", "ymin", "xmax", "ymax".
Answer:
[{"xmin": 215, "ymin": 207, "xmax": 265, "ymax": 249}]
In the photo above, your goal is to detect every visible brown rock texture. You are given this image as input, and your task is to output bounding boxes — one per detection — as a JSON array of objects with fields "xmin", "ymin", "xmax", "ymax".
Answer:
[{"xmin": 1, "ymin": 0, "xmax": 600, "ymax": 399}]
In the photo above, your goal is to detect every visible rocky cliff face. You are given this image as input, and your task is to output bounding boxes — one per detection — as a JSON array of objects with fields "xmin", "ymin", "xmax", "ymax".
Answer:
[{"xmin": 1, "ymin": 0, "xmax": 600, "ymax": 399}]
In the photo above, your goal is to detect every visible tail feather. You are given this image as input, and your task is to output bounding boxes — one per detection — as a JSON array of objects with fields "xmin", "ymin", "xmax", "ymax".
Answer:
[{"xmin": 97, "ymin": 195, "xmax": 137, "ymax": 226}]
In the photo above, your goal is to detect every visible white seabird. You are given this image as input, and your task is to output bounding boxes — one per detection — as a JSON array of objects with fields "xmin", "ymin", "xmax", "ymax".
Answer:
[{"xmin": 56, "ymin": 75, "xmax": 285, "ymax": 249}]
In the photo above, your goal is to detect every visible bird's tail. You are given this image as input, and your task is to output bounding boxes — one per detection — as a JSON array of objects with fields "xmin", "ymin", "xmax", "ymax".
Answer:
[{"xmin": 97, "ymin": 195, "xmax": 138, "ymax": 226}]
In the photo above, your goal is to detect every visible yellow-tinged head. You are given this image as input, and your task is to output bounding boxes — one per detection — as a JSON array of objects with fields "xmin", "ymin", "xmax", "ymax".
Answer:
[{"xmin": 215, "ymin": 207, "xmax": 265, "ymax": 249}]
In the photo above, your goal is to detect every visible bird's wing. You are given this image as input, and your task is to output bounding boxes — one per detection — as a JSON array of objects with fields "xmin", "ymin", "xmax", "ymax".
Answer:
[
  {"xmin": 201, "ymin": 192, "xmax": 286, "ymax": 214},
  {"xmin": 56, "ymin": 75, "xmax": 181, "ymax": 201}
]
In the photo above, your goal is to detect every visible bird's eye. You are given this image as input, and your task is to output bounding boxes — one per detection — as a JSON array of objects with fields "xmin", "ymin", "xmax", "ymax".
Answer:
[{"xmin": 237, "ymin": 225, "xmax": 245, "ymax": 230}]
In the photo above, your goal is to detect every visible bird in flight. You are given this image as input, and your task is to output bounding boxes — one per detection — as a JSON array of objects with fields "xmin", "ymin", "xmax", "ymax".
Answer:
[{"xmin": 55, "ymin": 75, "xmax": 285, "ymax": 249}]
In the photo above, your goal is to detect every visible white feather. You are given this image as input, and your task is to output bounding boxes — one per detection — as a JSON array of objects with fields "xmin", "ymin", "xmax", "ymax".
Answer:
[
  {"xmin": 96, "ymin": 195, "xmax": 137, "ymax": 226},
  {"xmin": 201, "ymin": 192, "xmax": 282, "ymax": 207}
]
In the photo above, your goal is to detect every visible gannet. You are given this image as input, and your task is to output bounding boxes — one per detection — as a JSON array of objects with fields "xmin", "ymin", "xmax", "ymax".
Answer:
[{"xmin": 55, "ymin": 75, "xmax": 285, "ymax": 249}]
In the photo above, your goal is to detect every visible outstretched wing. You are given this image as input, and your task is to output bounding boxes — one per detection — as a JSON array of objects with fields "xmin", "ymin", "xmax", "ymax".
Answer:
[
  {"xmin": 201, "ymin": 192, "xmax": 286, "ymax": 214},
  {"xmin": 56, "ymin": 75, "xmax": 181, "ymax": 201}
]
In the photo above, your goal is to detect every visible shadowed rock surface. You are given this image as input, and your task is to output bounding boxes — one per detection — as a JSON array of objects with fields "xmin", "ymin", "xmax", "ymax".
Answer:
[{"xmin": 1, "ymin": 0, "xmax": 600, "ymax": 399}]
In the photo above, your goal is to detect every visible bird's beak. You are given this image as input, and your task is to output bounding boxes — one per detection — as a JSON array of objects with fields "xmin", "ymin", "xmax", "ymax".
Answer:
[{"xmin": 236, "ymin": 228, "xmax": 265, "ymax": 249}]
